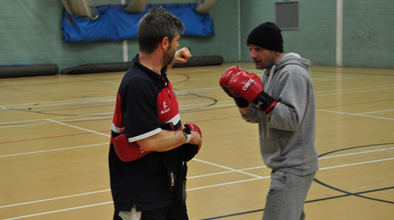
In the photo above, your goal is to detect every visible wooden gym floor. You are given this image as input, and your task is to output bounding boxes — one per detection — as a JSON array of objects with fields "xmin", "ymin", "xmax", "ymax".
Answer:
[{"xmin": 0, "ymin": 62, "xmax": 393, "ymax": 220}]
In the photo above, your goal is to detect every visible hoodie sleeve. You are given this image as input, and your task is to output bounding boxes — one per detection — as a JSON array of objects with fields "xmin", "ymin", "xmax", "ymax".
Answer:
[
  {"xmin": 241, "ymin": 103, "xmax": 262, "ymax": 123},
  {"xmin": 268, "ymin": 65, "xmax": 312, "ymax": 131}
]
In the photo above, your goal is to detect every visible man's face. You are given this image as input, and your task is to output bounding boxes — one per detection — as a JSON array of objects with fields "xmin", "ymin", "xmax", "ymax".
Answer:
[
  {"xmin": 248, "ymin": 44, "xmax": 276, "ymax": 70},
  {"xmin": 163, "ymin": 34, "xmax": 180, "ymax": 66}
]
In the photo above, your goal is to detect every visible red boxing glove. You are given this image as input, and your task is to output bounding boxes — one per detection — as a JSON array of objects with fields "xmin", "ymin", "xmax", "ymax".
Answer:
[
  {"xmin": 184, "ymin": 123, "xmax": 202, "ymax": 154},
  {"xmin": 219, "ymin": 66, "xmax": 249, "ymax": 108},
  {"xmin": 228, "ymin": 70, "xmax": 277, "ymax": 114},
  {"xmin": 219, "ymin": 66, "xmax": 240, "ymax": 93},
  {"xmin": 113, "ymin": 127, "xmax": 152, "ymax": 162}
]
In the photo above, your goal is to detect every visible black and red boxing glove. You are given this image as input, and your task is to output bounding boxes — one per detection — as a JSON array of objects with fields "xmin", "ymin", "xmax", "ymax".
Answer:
[
  {"xmin": 219, "ymin": 66, "xmax": 249, "ymax": 108},
  {"xmin": 183, "ymin": 123, "xmax": 202, "ymax": 162},
  {"xmin": 228, "ymin": 70, "xmax": 277, "ymax": 114},
  {"xmin": 113, "ymin": 127, "xmax": 152, "ymax": 162},
  {"xmin": 184, "ymin": 123, "xmax": 202, "ymax": 154}
]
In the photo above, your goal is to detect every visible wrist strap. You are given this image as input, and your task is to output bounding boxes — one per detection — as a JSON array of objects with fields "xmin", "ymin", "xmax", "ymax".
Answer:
[
  {"xmin": 252, "ymin": 92, "xmax": 277, "ymax": 114},
  {"xmin": 185, "ymin": 134, "xmax": 191, "ymax": 144},
  {"xmin": 183, "ymin": 128, "xmax": 192, "ymax": 144}
]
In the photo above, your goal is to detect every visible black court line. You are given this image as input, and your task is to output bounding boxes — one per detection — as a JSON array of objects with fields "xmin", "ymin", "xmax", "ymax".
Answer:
[
  {"xmin": 313, "ymin": 143, "xmax": 394, "ymax": 204},
  {"xmin": 176, "ymin": 90, "xmax": 218, "ymax": 113},
  {"xmin": 200, "ymin": 185, "xmax": 394, "ymax": 220},
  {"xmin": 3, "ymin": 90, "xmax": 218, "ymax": 126},
  {"xmin": 312, "ymin": 179, "xmax": 394, "ymax": 204},
  {"xmin": 201, "ymin": 143, "xmax": 394, "ymax": 220}
]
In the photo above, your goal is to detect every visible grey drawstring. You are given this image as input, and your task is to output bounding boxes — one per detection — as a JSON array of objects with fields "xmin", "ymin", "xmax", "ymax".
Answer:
[{"xmin": 265, "ymin": 65, "xmax": 276, "ymax": 91}]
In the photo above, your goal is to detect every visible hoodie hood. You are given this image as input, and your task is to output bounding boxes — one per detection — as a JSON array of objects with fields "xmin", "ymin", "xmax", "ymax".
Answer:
[
  {"xmin": 261, "ymin": 52, "xmax": 312, "ymax": 92},
  {"xmin": 274, "ymin": 52, "xmax": 312, "ymax": 76}
]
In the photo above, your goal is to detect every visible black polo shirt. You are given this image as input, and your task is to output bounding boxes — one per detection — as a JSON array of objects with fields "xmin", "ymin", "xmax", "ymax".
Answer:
[{"xmin": 109, "ymin": 54, "xmax": 186, "ymax": 212}]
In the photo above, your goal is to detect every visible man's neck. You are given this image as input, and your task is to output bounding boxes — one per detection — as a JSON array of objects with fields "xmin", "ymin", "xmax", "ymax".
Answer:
[
  {"xmin": 267, "ymin": 53, "xmax": 284, "ymax": 73},
  {"xmin": 138, "ymin": 52, "xmax": 163, "ymax": 75},
  {"xmin": 275, "ymin": 53, "xmax": 284, "ymax": 64}
]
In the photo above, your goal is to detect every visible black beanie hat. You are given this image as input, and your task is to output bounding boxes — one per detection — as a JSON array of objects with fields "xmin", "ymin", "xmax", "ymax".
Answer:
[{"xmin": 247, "ymin": 22, "xmax": 284, "ymax": 52}]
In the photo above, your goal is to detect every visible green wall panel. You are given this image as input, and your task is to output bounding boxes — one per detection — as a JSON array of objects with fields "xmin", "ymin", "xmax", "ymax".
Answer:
[
  {"xmin": 240, "ymin": 0, "xmax": 273, "ymax": 62},
  {"xmin": 343, "ymin": 0, "xmax": 394, "ymax": 68},
  {"xmin": 179, "ymin": 0, "xmax": 238, "ymax": 61},
  {"xmin": 240, "ymin": 0, "xmax": 337, "ymax": 67},
  {"xmin": 0, "ymin": 0, "xmax": 393, "ymax": 72}
]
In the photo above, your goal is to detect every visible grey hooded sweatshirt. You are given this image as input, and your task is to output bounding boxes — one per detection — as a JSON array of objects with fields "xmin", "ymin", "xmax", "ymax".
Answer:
[{"xmin": 243, "ymin": 53, "xmax": 319, "ymax": 176}]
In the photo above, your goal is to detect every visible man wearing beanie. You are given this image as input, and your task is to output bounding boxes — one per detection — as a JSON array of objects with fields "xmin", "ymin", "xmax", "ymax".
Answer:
[{"xmin": 219, "ymin": 22, "xmax": 319, "ymax": 220}]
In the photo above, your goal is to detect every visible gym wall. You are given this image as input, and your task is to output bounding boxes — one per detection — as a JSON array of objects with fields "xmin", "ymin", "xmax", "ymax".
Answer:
[
  {"xmin": 240, "ymin": 0, "xmax": 394, "ymax": 69},
  {"xmin": 0, "ymin": 0, "xmax": 393, "ymax": 72}
]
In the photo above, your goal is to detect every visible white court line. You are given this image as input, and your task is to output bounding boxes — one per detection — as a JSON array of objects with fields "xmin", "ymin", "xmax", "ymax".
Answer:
[
  {"xmin": 0, "ymin": 158, "xmax": 260, "ymax": 210},
  {"xmin": 177, "ymin": 76, "xmax": 222, "ymax": 81},
  {"xmin": 0, "ymin": 100, "xmax": 234, "ymax": 129},
  {"xmin": 315, "ymin": 84, "xmax": 394, "ymax": 94},
  {"xmin": 46, "ymin": 119, "xmax": 110, "ymax": 137},
  {"xmin": 0, "ymin": 143, "xmax": 107, "ymax": 158},
  {"xmin": 176, "ymin": 86, "xmax": 221, "ymax": 92},
  {"xmin": 176, "ymin": 71, "xmax": 358, "ymax": 83},
  {"xmin": 317, "ymin": 109, "xmax": 394, "ymax": 121},
  {"xmin": 186, "ymin": 176, "xmax": 270, "ymax": 191},
  {"xmin": 176, "ymin": 88, "xmax": 222, "ymax": 94},
  {"xmin": 187, "ymin": 166, "xmax": 268, "ymax": 179},
  {"xmin": 3, "ymin": 156, "xmax": 394, "ymax": 219},
  {"xmin": 193, "ymin": 158, "xmax": 262, "ymax": 178},
  {"xmin": 3, "ymin": 82, "xmax": 389, "ymax": 111},
  {"xmin": 0, "ymin": 190, "xmax": 110, "ymax": 208},
  {"xmin": 1, "ymin": 101, "xmax": 392, "ymax": 132},
  {"xmin": 0, "ymin": 116, "xmax": 113, "ymax": 129},
  {"xmin": 3, "ymin": 83, "xmax": 390, "ymax": 111},
  {"xmin": 180, "ymin": 100, "xmax": 231, "ymax": 107},
  {"xmin": 319, "ymin": 157, "xmax": 394, "ymax": 170},
  {"xmin": 0, "ymin": 121, "xmax": 55, "ymax": 129},
  {"xmin": 318, "ymin": 147, "xmax": 394, "ymax": 159},
  {"xmin": 0, "ymin": 112, "xmax": 113, "ymax": 126},
  {"xmin": 2, "ymin": 202, "xmax": 113, "ymax": 220},
  {"xmin": 358, "ymin": 108, "xmax": 394, "ymax": 115},
  {"xmin": 1, "ymin": 80, "xmax": 392, "ymax": 109},
  {"xmin": 179, "ymin": 100, "xmax": 233, "ymax": 108},
  {"xmin": 187, "ymin": 170, "xmax": 235, "ymax": 179},
  {"xmin": 2, "ymin": 152, "xmax": 393, "ymax": 209},
  {"xmin": 1, "ymin": 96, "xmax": 115, "ymax": 109},
  {"xmin": 315, "ymin": 86, "xmax": 394, "ymax": 97},
  {"xmin": 175, "ymin": 78, "xmax": 391, "ymax": 95},
  {"xmin": 77, "ymin": 78, "xmax": 120, "ymax": 84},
  {"xmin": 312, "ymin": 76, "xmax": 355, "ymax": 82}
]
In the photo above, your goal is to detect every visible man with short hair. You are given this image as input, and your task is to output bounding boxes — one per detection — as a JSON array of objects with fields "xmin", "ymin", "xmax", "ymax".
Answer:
[
  {"xmin": 220, "ymin": 22, "xmax": 319, "ymax": 220},
  {"xmin": 109, "ymin": 8, "xmax": 202, "ymax": 220}
]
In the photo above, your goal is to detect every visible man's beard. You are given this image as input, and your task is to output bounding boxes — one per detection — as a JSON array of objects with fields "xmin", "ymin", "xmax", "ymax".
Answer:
[
  {"xmin": 254, "ymin": 51, "xmax": 276, "ymax": 70},
  {"xmin": 163, "ymin": 44, "xmax": 176, "ymax": 66}
]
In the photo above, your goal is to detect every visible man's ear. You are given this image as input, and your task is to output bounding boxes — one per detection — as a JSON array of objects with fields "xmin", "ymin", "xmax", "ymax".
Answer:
[{"xmin": 161, "ymin": 37, "xmax": 169, "ymax": 50}]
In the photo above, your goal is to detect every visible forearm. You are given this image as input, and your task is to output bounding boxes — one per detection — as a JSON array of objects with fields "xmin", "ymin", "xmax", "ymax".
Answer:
[
  {"xmin": 240, "ymin": 105, "xmax": 250, "ymax": 116},
  {"xmin": 137, "ymin": 130, "xmax": 186, "ymax": 152}
]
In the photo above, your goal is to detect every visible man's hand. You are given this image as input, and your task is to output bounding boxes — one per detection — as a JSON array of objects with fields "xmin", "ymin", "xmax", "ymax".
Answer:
[
  {"xmin": 184, "ymin": 123, "xmax": 202, "ymax": 153},
  {"xmin": 174, "ymin": 47, "xmax": 192, "ymax": 64}
]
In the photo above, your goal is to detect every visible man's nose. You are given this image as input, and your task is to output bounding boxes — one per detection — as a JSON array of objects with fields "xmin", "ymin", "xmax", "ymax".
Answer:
[{"xmin": 250, "ymin": 51, "xmax": 257, "ymax": 59}]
